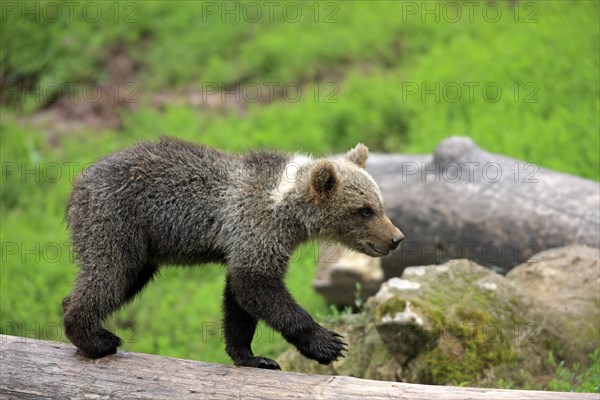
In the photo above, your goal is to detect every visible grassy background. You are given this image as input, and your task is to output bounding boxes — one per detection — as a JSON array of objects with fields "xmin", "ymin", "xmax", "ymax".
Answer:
[{"xmin": 1, "ymin": 0, "xmax": 599, "ymax": 390}]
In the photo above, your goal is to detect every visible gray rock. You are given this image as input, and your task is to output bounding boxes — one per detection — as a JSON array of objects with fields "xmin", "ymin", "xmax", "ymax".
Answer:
[
  {"xmin": 281, "ymin": 251, "xmax": 600, "ymax": 388},
  {"xmin": 313, "ymin": 243, "xmax": 383, "ymax": 307},
  {"xmin": 507, "ymin": 245, "xmax": 600, "ymax": 363}
]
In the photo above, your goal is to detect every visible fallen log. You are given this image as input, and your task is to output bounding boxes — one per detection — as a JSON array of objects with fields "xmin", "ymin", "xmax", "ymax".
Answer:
[
  {"xmin": 370, "ymin": 136, "xmax": 600, "ymax": 277},
  {"xmin": 0, "ymin": 335, "xmax": 595, "ymax": 399}
]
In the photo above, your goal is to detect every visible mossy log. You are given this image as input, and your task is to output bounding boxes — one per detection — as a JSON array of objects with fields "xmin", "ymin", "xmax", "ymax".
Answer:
[{"xmin": 0, "ymin": 335, "xmax": 595, "ymax": 399}]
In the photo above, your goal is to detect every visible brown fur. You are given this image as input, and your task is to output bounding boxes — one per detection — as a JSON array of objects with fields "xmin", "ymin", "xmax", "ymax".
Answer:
[
  {"xmin": 62, "ymin": 139, "xmax": 404, "ymax": 369},
  {"xmin": 308, "ymin": 160, "xmax": 339, "ymax": 204}
]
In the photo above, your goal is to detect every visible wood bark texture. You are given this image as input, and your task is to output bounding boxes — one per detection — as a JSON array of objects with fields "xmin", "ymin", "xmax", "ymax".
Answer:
[{"xmin": 1, "ymin": 335, "xmax": 596, "ymax": 399}]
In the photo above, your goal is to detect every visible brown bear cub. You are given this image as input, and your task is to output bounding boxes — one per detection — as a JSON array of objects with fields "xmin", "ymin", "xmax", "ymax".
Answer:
[{"xmin": 63, "ymin": 138, "xmax": 404, "ymax": 370}]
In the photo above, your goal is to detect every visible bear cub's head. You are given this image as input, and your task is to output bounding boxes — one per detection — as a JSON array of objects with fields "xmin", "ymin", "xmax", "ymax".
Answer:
[{"xmin": 306, "ymin": 143, "xmax": 404, "ymax": 257}]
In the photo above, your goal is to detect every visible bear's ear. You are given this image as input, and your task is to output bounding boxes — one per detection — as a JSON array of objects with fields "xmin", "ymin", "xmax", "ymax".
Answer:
[
  {"xmin": 346, "ymin": 143, "xmax": 369, "ymax": 168},
  {"xmin": 309, "ymin": 160, "xmax": 339, "ymax": 203}
]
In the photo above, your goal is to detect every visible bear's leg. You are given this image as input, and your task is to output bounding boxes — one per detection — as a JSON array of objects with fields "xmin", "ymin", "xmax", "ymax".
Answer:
[
  {"xmin": 228, "ymin": 269, "xmax": 347, "ymax": 365},
  {"xmin": 63, "ymin": 257, "xmax": 153, "ymax": 358},
  {"xmin": 223, "ymin": 277, "xmax": 280, "ymax": 369},
  {"xmin": 123, "ymin": 263, "xmax": 159, "ymax": 304}
]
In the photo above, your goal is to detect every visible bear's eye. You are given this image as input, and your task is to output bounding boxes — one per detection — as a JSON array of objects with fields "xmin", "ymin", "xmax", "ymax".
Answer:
[{"xmin": 359, "ymin": 207, "xmax": 374, "ymax": 219}]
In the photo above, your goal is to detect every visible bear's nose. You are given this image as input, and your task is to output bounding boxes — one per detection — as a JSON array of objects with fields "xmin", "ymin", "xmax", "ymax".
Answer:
[{"xmin": 392, "ymin": 233, "xmax": 405, "ymax": 246}]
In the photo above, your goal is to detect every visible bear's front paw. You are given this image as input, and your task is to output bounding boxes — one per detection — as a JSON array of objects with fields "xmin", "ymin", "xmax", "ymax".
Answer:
[{"xmin": 298, "ymin": 325, "xmax": 347, "ymax": 365}]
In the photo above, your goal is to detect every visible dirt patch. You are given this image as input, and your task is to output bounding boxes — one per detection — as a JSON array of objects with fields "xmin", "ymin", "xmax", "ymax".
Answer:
[{"xmin": 24, "ymin": 44, "xmax": 141, "ymax": 135}]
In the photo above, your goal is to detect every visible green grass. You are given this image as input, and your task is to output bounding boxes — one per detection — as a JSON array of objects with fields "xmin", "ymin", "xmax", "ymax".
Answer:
[
  {"xmin": 546, "ymin": 349, "xmax": 600, "ymax": 393},
  {"xmin": 1, "ymin": 0, "xmax": 599, "ymax": 383}
]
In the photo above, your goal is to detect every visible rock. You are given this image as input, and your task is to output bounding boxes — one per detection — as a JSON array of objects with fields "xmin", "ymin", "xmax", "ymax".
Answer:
[
  {"xmin": 313, "ymin": 243, "xmax": 384, "ymax": 307},
  {"xmin": 506, "ymin": 245, "xmax": 600, "ymax": 364},
  {"xmin": 281, "ymin": 253, "xmax": 600, "ymax": 387}
]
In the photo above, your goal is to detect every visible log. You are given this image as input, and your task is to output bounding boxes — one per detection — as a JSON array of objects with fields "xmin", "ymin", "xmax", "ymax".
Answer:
[
  {"xmin": 0, "ymin": 335, "xmax": 595, "ymax": 399},
  {"xmin": 367, "ymin": 136, "xmax": 600, "ymax": 278}
]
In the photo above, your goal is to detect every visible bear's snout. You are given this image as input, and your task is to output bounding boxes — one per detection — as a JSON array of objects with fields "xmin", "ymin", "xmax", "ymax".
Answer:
[
  {"xmin": 388, "ymin": 227, "xmax": 404, "ymax": 250},
  {"xmin": 367, "ymin": 218, "xmax": 404, "ymax": 256},
  {"xmin": 391, "ymin": 232, "xmax": 405, "ymax": 247}
]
